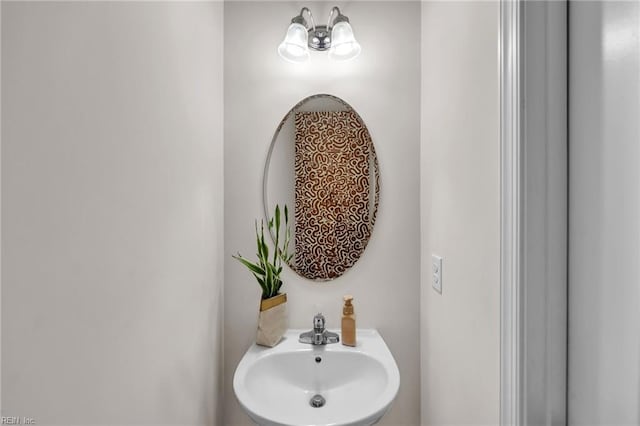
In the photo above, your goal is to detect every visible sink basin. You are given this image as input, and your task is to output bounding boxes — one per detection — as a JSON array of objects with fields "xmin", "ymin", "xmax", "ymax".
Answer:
[{"xmin": 233, "ymin": 329, "xmax": 400, "ymax": 426}]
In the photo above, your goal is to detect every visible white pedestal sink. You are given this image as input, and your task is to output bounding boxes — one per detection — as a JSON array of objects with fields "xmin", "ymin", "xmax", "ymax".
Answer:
[{"xmin": 233, "ymin": 329, "xmax": 400, "ymax": 426}]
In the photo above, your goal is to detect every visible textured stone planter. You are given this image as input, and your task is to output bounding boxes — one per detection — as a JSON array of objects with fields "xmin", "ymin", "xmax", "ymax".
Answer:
[{"xmin": 256, "ymin": 293, "xmax": 287, "ymax": 347}]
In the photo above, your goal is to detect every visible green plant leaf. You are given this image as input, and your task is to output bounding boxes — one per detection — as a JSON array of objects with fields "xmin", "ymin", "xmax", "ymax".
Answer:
[
  {"xmin": 254, "ymin": 220, "xmax": 263, "ymax": 263},
  {"xmin": 260, "ymin": 228, "xmax": 269, "ymax": 260},
  {"xmin": 234, "ymin": 204, "xmax": 294, "ymax": 298},
  {"xmin": 265, "ymin": 263, "xmax": 274, "ymax": 295},
  {"xmin": 253, "ymin": 273, "xmax": 268, "ymax": 294},
  {"xmin": 232, "ymin": 254, "xmax": 266, "ymax": 276},
  {"xmin": 273, "ymin": 204, "xmax": 281, "ymax": 266},
  {"xmin": 275, "ymin": 205, "xmax": 281, "ymax": 236}
]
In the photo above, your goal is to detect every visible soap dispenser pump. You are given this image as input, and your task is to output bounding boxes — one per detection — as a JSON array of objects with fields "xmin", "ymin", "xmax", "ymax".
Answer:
[{"xmin": 341, "ymin": 295, "xmax": 356, "ymax": 347}]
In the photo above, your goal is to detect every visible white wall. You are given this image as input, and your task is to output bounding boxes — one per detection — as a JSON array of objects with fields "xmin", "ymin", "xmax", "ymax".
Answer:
[
  {"xmin": 224, "ymin": 2, "xmax": 421, "ymax": 425},
  {"xmin": 569, "ymin": 2, "xmax": 640, "ymax": 424},
  {"xmin": 1, "ymin": 2, "xmax": 224, "ymax": 424},
  {"xmin": 420, "ymin": 2, "xmax": 500, "ymax": 424}
]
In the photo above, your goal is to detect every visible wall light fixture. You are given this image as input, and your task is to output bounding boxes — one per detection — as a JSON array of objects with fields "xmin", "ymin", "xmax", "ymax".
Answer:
[{"xmin": 278, "ymin": 7, "xmax": 361, "ymax": 63}]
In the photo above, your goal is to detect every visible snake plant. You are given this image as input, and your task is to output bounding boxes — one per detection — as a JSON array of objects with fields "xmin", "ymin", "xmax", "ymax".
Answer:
[{"xmin": 233, "ymin": 205, "xmax": 293, "ymax": 300}]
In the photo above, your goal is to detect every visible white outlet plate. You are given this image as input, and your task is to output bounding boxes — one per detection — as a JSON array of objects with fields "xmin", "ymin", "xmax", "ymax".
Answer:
[{"xmin": 432, "ymin": 255, "xmax": 442, "ymax": 294}]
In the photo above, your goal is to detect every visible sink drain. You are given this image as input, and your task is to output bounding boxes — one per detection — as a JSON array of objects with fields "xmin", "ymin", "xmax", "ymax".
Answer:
[{"xmin": 309, "ymin": 394, "xmax": 326, "ymax": 408}]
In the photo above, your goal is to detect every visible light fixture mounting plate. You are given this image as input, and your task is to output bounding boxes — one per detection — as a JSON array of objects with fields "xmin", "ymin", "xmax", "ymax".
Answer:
[{"xmin": 308, "ymin": 25, "xmax": 331, "ymax": 51}]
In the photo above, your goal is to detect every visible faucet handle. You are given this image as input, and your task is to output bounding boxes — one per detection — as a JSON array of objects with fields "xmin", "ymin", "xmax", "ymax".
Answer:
[{"xmin": 313, "ymin": 313, "xmax": 325, "ymax": 331}]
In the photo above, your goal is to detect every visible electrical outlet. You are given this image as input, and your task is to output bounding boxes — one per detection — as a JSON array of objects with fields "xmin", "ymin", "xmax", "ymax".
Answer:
[{"xmin": 432, "ymin": 255, "xmax": 442, "ymax": 294}]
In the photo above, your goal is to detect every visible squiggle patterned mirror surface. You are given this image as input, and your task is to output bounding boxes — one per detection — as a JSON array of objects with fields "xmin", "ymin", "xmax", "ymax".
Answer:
[{"xmin": 264, "ymin": 94, "xmax": 379, "ymax": 281}]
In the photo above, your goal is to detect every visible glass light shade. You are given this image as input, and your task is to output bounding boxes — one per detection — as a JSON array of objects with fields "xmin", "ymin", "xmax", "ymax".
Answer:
[
  {"xmin": 278, "ymin": 23, "xmax": 310, "ymax": 63},
  {"xmin": 328, "ymin": 21, "xmax": 361, "ymax": 61}
]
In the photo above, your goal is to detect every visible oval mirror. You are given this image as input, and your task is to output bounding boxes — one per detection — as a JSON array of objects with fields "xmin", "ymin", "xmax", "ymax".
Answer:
[{"xmin": 263, "ymin": 94, "xmax": 380, "ymax": 281}]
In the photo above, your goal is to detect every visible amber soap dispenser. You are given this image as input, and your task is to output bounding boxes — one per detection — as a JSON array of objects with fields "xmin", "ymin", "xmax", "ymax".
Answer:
[{"xmin": 341, "ymin": 295, "xmax": 356, "ymax": 346}]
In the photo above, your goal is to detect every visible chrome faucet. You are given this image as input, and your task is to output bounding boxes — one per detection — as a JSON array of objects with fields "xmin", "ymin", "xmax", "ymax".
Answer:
[{"xmin": 299, "ymin": 313, "xmax": 340, "ymax": 345}]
